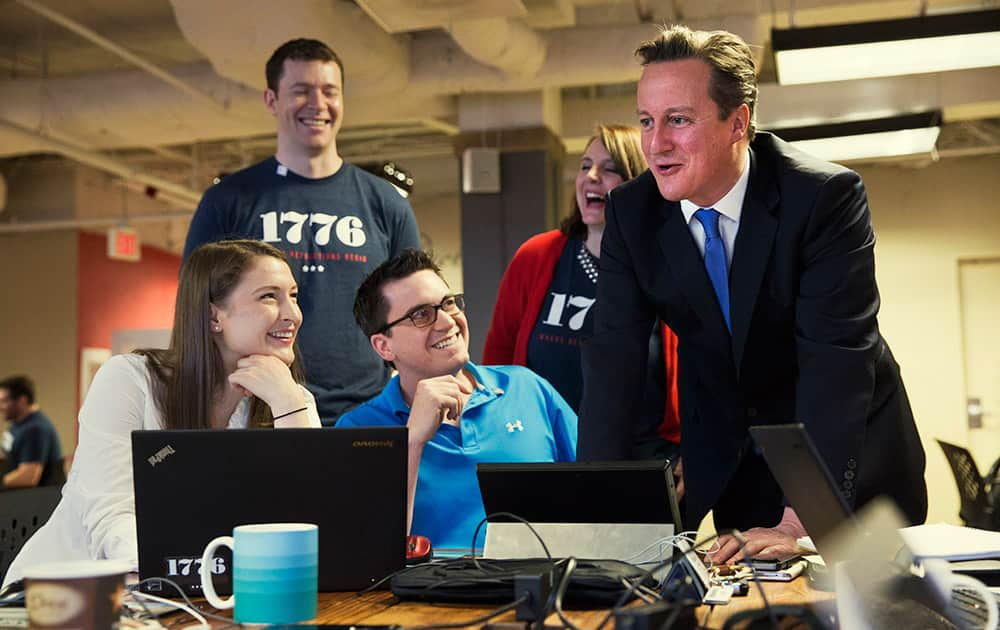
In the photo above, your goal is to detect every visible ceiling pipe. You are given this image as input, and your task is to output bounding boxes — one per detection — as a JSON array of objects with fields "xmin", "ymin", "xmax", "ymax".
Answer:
[
  {"xmin": 0, "ymin": 118, "xmax": 203, "ymax": 205},
  {"xmin": 13, "ymin": 0, "xmax": 230, "ymax": 114},
  {"xmin": 0, "ymin": 210, "xmax": 194, "ymax": 234}
]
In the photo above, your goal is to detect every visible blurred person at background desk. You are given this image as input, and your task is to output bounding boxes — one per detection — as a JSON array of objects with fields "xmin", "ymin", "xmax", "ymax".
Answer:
[
  {"xmin": 1, "ymin": 375, "xmax": 63, "ymax": 490},
  {"xmin": 483, "ymin": 124, "xmax": 681, "ymax": 462},
  {"xmin": 2, "ymin": 240, "xmax": 320, "ymax": 589}
]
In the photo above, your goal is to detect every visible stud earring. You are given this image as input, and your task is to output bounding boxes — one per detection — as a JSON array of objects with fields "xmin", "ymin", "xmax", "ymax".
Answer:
[{"xmin": 212, "ymin": 324, "xmax": 221, "ymax": 333}]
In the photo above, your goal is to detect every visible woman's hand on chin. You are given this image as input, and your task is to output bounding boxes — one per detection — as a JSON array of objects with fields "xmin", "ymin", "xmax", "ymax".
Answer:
[{"xmin": 228, "ymin": 354, "xmax": 304, "ymax": 416}]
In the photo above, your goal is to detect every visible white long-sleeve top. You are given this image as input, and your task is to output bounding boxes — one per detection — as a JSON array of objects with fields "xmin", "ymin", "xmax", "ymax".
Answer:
[{"xmin": 3, "ymin": 353, "xmax": 320, "ymax": 587}]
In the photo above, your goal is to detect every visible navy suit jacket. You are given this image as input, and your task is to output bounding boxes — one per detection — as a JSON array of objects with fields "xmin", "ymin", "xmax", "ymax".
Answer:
[{"xmin": 579, "ymin": 133, "xmax": 927, "ymax": 530}]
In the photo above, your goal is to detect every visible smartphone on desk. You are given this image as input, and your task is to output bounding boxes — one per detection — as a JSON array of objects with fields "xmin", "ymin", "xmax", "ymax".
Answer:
[{"xmin": 745, "ymin": 553, "xmax": 803, "ymax": 572}]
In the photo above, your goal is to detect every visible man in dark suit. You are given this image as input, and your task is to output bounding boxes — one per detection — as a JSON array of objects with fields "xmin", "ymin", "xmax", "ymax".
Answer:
[{"xmin": 578, "ymin": 25, "xmax": 927, "ymax": 561}]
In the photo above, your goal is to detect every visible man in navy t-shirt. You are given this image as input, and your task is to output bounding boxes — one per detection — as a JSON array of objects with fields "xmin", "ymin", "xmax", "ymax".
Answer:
[
  {"xmin": 1, "ymin": 375, "xmax": 63, "ymax": 489},
  {"xmin": 183, "ymin": 38, "xmax": 421, "ymax": 424}
]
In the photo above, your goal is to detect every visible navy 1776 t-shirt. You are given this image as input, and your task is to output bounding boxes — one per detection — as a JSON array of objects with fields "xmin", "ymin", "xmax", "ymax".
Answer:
[
  {"xmin": 526, "ymin": 239, "xmax": 598, "ymax": 412},
  {"xmin": 183, "ymin": 158, "xmax": 421, "ymax": 423}
]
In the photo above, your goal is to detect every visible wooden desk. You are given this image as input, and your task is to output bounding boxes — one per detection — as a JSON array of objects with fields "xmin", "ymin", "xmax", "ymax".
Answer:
[{"xmin": 191, "ymin": 578, "xmax": 829, "ymax": 629}]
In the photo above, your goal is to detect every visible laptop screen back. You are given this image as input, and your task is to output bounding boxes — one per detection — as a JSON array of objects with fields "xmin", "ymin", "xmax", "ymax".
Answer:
[
  {"xmin": 476, "ymin": 460, "xmax": 683, "ymax": 529},
  {"xmin": 476, "ymin": 460, "xmax": 683, "ymax": 563},
  {"xmin": 131, "ymin": 427, "xmax": 406, "ymax": 594},
  {"xmin": 748, "ymin": 423, "xmax": 854, "ymax": 561}
]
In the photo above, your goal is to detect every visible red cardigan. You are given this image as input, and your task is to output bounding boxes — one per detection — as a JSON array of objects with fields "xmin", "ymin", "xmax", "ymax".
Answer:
[{"xmin": 483, "ymin": 230, "xmax": 680, "ymax": 444}]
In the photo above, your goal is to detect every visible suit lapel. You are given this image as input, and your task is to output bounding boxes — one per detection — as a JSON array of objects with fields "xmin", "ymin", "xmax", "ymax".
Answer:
[
  {"xmin": 655, "ymin": 197, "xmax": 731, "ymax": 338},
  {"xmin": 730, "ymin": 146, "xmax": 779, "ymax": 371}
]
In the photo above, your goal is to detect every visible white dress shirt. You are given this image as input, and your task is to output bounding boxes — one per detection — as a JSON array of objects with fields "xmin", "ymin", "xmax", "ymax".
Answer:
[{"xmin": 679, "ymin": 149, "xmax": 751, "ymax": 270}]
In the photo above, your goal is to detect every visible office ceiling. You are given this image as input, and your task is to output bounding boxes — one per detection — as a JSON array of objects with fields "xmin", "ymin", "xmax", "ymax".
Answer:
[{"xmin": 1, "ymin": 0, "xmax": 999, "ymax": 252}]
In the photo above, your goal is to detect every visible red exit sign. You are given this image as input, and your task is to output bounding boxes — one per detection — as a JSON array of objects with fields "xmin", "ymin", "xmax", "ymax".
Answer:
[{"xmin": 108, "ymin": 227, "xmax": 141, "ymax": 262}]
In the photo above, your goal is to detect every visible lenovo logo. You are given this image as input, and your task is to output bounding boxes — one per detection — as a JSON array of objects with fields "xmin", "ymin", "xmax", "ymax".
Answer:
[{"xmin": 352, "ymin": 440, "xmax": 394, "ymax": 448}]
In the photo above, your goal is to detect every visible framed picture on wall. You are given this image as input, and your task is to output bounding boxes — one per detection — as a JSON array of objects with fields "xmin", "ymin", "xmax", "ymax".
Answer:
[{"xmin": 79, "ymin": 347, "xmax": 111, "ymax": 407}]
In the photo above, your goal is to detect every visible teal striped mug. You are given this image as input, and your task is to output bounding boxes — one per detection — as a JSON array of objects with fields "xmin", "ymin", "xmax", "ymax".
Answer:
[{"xmin": 200, "ymin": 523, "xmax": 318, "ymax": 624}]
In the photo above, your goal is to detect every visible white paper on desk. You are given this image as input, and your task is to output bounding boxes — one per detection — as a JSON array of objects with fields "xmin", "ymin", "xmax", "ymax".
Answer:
[
  {"xmin": 0, "ymin": 607, "xmax": 26, "ymax": 628},
  {"xmin": 899, "ymin": 523, "xmax": 1000, "ymax": 560}
]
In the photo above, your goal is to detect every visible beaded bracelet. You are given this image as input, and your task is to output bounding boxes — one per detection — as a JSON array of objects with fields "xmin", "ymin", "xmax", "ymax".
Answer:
[{"xmin": 272, "ymin": 406, "xmax": 308, "ymax": 421}]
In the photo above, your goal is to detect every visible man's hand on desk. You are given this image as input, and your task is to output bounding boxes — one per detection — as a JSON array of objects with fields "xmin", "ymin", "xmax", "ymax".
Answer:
[{"xmin": 707, "ymin": 507, "xmax": 807, "ymax": 564}]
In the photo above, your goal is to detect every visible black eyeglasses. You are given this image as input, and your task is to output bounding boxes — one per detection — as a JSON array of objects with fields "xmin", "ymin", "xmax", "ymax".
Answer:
[{"xmin": 379, "ymin": 294, "xmax": 466, "ymax": 334}]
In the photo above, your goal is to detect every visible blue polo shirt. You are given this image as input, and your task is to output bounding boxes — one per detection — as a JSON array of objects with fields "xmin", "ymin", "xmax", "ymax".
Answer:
[{"xmin": 336, "ymin": 362, "xmax": 577, "ymax": 554}]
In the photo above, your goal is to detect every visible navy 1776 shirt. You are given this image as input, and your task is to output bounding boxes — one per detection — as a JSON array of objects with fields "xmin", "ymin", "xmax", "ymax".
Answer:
[
  {"xmin": 526, "ymin": 239, "xmax": 598, "ymax": 412},
  {"xmin": 183, "ymin": 158, "xmax": 421, "ymax": 423}
]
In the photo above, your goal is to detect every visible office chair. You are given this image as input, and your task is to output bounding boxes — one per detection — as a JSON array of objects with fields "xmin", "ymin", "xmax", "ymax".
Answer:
[
  {"xmin": 40, "ymin": 457, "xmax": 67, "ymax": 488},
  {"xmin": 937, "ymin": 439, "xmax": 998, "ymax": 531},
  {"xmin": 0, "ymin": 485, "xmax": 62, "ymax": 584}
]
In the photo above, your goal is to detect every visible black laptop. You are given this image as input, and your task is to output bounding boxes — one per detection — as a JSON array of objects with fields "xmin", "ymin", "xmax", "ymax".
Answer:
[{"xmin": 131, "ymin": 427, "xmax": 406, "ymax": 595}]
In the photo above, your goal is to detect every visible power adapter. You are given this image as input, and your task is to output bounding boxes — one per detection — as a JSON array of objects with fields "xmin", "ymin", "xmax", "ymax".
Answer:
[
  {"xmin": 514, "ymin": 570, "xmax": 555, "ymax": 622},
  {"xmin": 613, "ymin": 600, "xmax": 697, "ymax": 630}
]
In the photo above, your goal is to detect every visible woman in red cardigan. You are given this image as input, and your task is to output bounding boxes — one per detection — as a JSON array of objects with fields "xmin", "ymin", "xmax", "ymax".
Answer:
[{"xmin": 483, "ymin": 124, "xmax": 681, "ymax": 460}]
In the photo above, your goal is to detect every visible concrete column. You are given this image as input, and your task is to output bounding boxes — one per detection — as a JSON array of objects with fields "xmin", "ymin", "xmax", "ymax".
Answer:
[{"xmin": 456, "ymin": 90, "xmax": 565, "ymax": 362}]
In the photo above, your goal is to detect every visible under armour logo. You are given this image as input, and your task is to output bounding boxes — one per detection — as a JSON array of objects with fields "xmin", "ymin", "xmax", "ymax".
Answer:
[{"xmin": 506, "ymin": 420, "xmax": 524, "ymax": 433}]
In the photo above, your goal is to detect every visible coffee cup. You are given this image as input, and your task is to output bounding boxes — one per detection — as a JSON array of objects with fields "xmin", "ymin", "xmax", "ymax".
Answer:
[
  {"xmin": 200, "ymin": 522, "xmax": 318, "ymax": 624},
  {"xmin": 23, "ymin": 559, "xmax": 131, "ymax": 629}
]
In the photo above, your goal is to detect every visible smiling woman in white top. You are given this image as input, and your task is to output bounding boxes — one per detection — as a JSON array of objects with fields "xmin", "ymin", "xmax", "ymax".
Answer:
[{"xmin": 3, "ymin": 240, "xmax": 320, "ymax": 588}]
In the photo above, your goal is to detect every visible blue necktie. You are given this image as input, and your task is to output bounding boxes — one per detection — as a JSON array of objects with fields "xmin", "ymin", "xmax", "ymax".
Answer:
[{"xmin": 694, "ymin": 208, "xmax": 731, "ymax": 331}]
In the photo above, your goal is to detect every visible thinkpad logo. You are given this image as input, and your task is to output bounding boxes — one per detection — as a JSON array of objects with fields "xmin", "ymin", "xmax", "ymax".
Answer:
[{"xmin": 147, "ymin": 445, "xmax": 176, "ymax": 467}]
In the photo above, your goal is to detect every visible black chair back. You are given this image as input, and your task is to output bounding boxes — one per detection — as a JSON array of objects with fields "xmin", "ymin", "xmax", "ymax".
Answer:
[
  {"xmin": 937, "ymin": 439, "xmax": 996, "ymax": 530},
  {"xmin": 0, "ymin": 485, "xmax": 62, "ymax": 584},
  {"xmin": 39, "ymin": 457, "xmax": 67, "ymax": 488}
]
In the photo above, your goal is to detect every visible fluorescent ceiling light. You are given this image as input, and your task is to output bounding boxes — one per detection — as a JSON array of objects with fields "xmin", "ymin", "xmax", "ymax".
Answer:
[
  {"xmin": 769, "ymin": 111, "xmax": 942, "ymax": 162},
  {"xmin": 773, "ymin": 9, "xmax": 1000, "ymax": 85}
]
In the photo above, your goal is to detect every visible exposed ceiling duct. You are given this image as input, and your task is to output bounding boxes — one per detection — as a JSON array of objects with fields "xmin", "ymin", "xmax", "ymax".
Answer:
[
  {"xmin": 407, "ymin": 18, "xmax": 758, "ymax": 94},
  {"xmin": 448, "ymin": 17, "xmax": 547, "ymax": 78},
  {"xmin": 14, "ymin": 0, "xmax": 228, "ymax": 112},
  {"xmin": 168, "ymin": 0, "xmax": 409, "ymax": 97}
]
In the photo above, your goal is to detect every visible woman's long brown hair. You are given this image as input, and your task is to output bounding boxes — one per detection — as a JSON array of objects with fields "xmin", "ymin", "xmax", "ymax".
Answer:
[{"xmin": 137, "ymin": 240, "xmax": 305, "ymax": 429}]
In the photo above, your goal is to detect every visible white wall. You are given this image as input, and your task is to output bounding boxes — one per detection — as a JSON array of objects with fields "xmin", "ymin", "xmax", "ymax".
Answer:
[{"xmin": 858, "ymin": 154, "xmax": 1000, "ymax": 524}]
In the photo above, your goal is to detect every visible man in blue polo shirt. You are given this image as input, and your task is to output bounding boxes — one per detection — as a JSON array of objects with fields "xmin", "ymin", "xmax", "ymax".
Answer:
[{"xmin": 337, "ymin": 249, "xmax": 577, "ymax": 554}]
